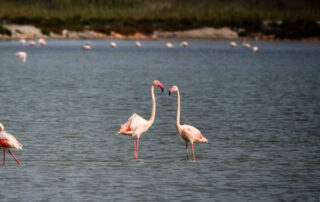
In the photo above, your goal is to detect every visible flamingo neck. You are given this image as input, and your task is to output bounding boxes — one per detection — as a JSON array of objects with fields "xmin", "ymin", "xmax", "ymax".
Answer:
[
  {"xmin": 149, "ymin": 85, "xmax": 156, "ymax": 126},
  {"xmin": 176, "ymin": 88, "xmax": 181, "ymax": 133}
]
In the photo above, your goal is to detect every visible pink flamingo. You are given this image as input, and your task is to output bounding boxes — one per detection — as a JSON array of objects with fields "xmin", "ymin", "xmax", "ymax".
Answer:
[
  {"xmin": 0, "ymin": 123, "xmax": 22, "ymax": 165},
  {"xmin": 15, "ymin": 51, "xmax": 27, "ymax": 63},
  {"xmin": 169, "ymin": 86, "xmax": 208, "ymax": 160},
  {"xmin": 117, "ymin": 80, "xmax": 164, "ymax": 160}
]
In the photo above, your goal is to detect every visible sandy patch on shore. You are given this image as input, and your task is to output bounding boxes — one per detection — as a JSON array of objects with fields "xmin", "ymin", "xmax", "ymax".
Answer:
[{"xmin": 1, "ymin": 23, "xmax": 239, "ymax": 40}]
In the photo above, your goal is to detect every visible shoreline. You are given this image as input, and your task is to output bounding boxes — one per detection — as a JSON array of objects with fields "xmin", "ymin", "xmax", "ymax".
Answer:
[{"xmin": 1, "ymin": 24, "xmax": 319, "ymax": 42}]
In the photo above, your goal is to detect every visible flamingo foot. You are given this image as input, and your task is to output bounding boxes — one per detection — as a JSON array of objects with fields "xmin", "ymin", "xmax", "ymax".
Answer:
[{"xmin": 7, "ymin": 149, "xmax": 20, "ymax": 165}]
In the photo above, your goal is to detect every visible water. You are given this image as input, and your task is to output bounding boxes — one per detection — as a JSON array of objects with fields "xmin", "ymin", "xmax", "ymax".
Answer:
[{"xmin": 0, "ymin": 40, "xmax": 319, "ymax": 201}]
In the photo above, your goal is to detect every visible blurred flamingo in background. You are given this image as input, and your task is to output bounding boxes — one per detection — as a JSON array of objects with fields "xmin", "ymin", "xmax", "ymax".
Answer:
[
  {"xmin": 169, "ymin": 86, "xmax": 208, "ymax": 160},
  {"xmin": 38, "ymin": 38, "xmax": 47, "ymax": 46},
  {"xmin": 252, "ymin": 46, "xmax": 259, "ymax": 52},
  {"xmin": 180, "ymin": 41, "xmax": 189, "ymax": 47},
  {"xmin": 19, "ymin": 39, "xmax": 26, "ymax": 46},
  {"xmin": 15, "ymin": 51, "xmax": 27, "ymax": 63},
  {"xmin": 110, "ymin": 41, "xmax": 117, "ymax": 48},
  {"xmin": 166, "ymin": 42, "xmax": 174, "ymax": 48},
  {"xmin": 136, "ymin": 41, "xmax": 141, "ymax": 48},
  {"xmin": 28, "ymin": 40, "xmax": 36, "ymax": 46},
  {"xmin": 82, "ymin": 42, "xmax": 92, "ymax": 50},
  {"xmin": 0, "ymin": 123, "xmax": 22, "ymax": 165},
  {"xmin": 117, "ymin": 80, "xmax": 164, "ymax": 160},
  {"xmin": 230, "ymin": 41, "xmax": 237, "ymax": 47}
]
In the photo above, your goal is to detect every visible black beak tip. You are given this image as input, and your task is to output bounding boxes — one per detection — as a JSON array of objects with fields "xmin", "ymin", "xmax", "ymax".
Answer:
[
  {"xmin": 161, "ymin": 88, "xmax": 164, "ymax": 93},
  {"xmin": 169, "ymin": 91, "xmax": 171, "ymax": 96}
]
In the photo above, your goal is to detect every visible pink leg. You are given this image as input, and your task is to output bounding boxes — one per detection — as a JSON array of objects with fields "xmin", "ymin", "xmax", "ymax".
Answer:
[
  {"xmin": 191, "ymin": 143, "xmax": 195, "ymax": 161},
  {"xmin": 136, "ymin": 138, "xmax": 139, "ymax": 159},
  {"xmin": 7, "ymin": 149, "xmax": 20, "ymax": 165},
  {"xmin": 133, "ymin": 138, "xmax": 137, "ymax": 159},
  {"xmin": 3, "ymin": 148, "xmax": 5, "ymax": 165},
  {"xmin": 186, "ymin": 144, "xmax": 189, "ymax": 160}
]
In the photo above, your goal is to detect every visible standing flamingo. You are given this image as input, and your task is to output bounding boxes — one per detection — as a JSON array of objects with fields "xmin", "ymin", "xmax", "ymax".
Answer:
[
  {"xmin": 136, "ymin": 41, "xmax": 141, "ymax": 48},
  {"xmin": 169, "ymin": 86, "xmax": 208, "ymax": 160},
  {"xmin": 0, "ymin": 123, "xmax": 22, "ymax": 165},
  {"xmin": 15, "ymin": 51, "xmax": 27, "ymax": 63},
  {"xmin": 117, "ymin": 80, "xmax": 164, "ymax": 160}
]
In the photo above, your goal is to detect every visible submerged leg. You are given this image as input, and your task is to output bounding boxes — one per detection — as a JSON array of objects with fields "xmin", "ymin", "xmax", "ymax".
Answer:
[
  {"xmin": 191, "ymin": 143, "xmax": 195, "ymax": 161},
  {"xmin": 186, "ymin": 144, "xmax": 189, "ymax": 160},
  {"xmin": 7, "ymin": 149, "xmax": 20, "ymax": 165},
  {"xmin": 133, "ymin": 138, "xmax": 137, "ymax": 160},
  {"xmin": 136, "ymin": 138, "xmax": 139, "ymax": 159},
  {"xmin": 3, "ymin": 148, "xmax": 5, "ymax": 165}
]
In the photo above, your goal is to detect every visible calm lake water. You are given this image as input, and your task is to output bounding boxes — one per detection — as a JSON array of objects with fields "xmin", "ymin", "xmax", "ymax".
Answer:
[{"xmin": 0, "ymin": 40, "xmax": 319, "ymax": 201}]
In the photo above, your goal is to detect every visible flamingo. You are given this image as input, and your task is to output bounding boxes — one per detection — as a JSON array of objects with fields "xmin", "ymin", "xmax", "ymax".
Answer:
[
  {"xmin": 169, "ymin": 86, "xmax": 208, "ymax": 160},
  {"xmin": 136, "ymin": 41, "xmax": 141, "ymax": 48},
  {"xmin": 252, "ymin": 46, "xmax": 259, "ymax": 52},
  {"xmin": 19, "ymin": 39, "xmax": 26, "ymax": 46},
  {"xmin": 28, "ymin": 40, "xmax": 36, "ymax": 46},
  {"xmin": 0, "ymin": 123, "xmax": 22, "ymax": 165},
  {"xmin": 82, "ymin": 42, "xmax": 92, "ymax": 50},
  {"xmin": 230, "ymin": 41, "xmax": 237, "ymax": 47},
  {"xmin": 166, "ymin": 42, "xmax": 174, "ymax": 48},
  {"xmin": 38, "ymin": 38, "xmax": 47, "ymax": 46},
  {"xmin": 110, "ymin": 42, "xmax": 117, "ymax": 48},
  {"xmin": 62, "ymin": 29, "xmax": 69, "ymax": 38},
  {"xmin": 15, "ymin": 51, "xmax": 27, "ymax": 63},
  {"xmin": 180, "ymin": 41, "xmax": 189, "ymax": 47},
  {"xmin": 117, "ymin": 80, "xmax": 164, "ymax": 160}
]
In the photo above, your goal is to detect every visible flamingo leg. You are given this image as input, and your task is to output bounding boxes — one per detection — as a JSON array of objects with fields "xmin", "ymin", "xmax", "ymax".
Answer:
[
  {"xmin": 3, "ymin": 148, "xmax": 5, "ymax": 166},
  {"xmin": 186, "ymin": 144, "xmax": 189, "ymax": 160},
  {"xmin": 133, "ymin": 138, "xmax": 137, "ymax": 160},
  {"xmin": 7, "ymin": 149, "xmax": 20, "ymax": 165},
  {"xmin": 136, "ymin": 137, "xmax": 139, "ymax": 159},
  {"xmin": 191, "ymin": 143, "xmax": 195, "ymax": 161}
]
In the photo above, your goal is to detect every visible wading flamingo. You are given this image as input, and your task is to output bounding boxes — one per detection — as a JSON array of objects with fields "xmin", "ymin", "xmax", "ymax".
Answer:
[
  {"xmin": 110, "ymin": 42, "xmax": 117, "ymax": 48},
  {"xmin": 169, "ymin": 86, "xmax": 208, "ymax": 160},
  {"xmin": 0, "ymin": 123, "xmax": 22, "ymax": 165},
  {"xmin": 180, "ymin": 41, "xmax": 189, "ymax": 47},
  {"xmin": 136, "ymin": 41, "xmax": 141, "ymax": 48},
  {"xmin": 38, "ymin": 38, "xmax": 47, "ymax": 46},
  {"xmin": 230, "ymin": 41, "xmax": 237, "ymax": 47},
  {"xmin": 19, "ymin": 39, "xmax": 26, "ymax": 46},
  {"xmin": 15, "ymin": 51, "xmax": 27, "ymax": 63},
  {"xmin": 166, "ymin": 42, "xmax": 174, "ymax": 48},
  {"xmin": 28, "ymin": 40, "xmax": 36, "ymax": 46},
  {"xmin": 82, "ymin": 42, "xmax": 92, "ymax": 50},
  {"xmin": 117, "ymin": 80, "xmax": 164, "ymax": 160},
  {"xmin": 252, "ymin": 46, "xmax": 259, "ymax": 52}
]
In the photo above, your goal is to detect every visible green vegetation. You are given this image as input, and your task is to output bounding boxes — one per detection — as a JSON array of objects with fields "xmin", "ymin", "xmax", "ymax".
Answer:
[
  {"xmin": 0, "ymin": 0, "xmax": 319, "ymax": 38},
  {"xmin": 0, "ymin": 25, "xmax": 11, "ymax": 36}
]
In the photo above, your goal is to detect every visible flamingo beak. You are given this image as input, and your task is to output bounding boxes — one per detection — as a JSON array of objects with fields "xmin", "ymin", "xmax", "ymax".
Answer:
[
  {"xmin": 158, "ymin": 83, "xmax": 164, "ymax": 92},
  {"xmin": 169, "ymin": 87, "xmax": 175, "ymax": 96}
]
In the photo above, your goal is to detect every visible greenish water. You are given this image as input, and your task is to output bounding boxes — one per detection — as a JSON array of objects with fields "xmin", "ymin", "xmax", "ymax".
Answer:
[{"xmin": 0, "ymin": 40, "xmax": 319, "ymax": 201}]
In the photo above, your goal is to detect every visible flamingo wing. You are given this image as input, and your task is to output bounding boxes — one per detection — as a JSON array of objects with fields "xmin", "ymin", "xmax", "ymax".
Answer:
[
  {"xmin": 118, "ymin": 113, "xmax": 149, "ymax": 136},
  {"xmin": 180, "ymin": 125, "xmax": 208, "ymax": 143},
  {"xmin": 0, "ymin": 132, "xmax": 22, "ymax": 150}
]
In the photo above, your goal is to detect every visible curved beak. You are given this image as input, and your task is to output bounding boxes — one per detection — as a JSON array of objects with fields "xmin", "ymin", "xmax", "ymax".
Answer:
[
  {"xmin": 169, "ymin": 87, "xmax": 175, "ymax": 96},
  {"xmin": 158, "ymin": 83, "xmax": 164, "ymax": 93}
]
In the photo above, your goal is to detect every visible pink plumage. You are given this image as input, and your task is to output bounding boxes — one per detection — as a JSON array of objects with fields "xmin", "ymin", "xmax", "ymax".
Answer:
[
  {"xmin": 117, "ymin": 80, "xmax": 164, "ymax": 159},
  {"xmin": 169, "ymin": 85, "xmax": 208, "ymax": 160},
  {"xmin": 0, "ymin": 123, "xmax": 22, "ymax": 165}
]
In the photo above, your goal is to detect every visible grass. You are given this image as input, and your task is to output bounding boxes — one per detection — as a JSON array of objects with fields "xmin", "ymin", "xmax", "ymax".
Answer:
[{"xmin": 0, "ymin": 0, "xmax": 319, "ymax": 38}]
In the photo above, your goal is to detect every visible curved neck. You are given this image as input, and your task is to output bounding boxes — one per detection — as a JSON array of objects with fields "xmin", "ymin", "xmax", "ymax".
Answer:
[
  {"xmin": 149, "ymin": 85, "xmax": 156, "ymax": 125},
  {"xmin": 176, "ymin": 88, "xmax": 181, "ymax": 132}
]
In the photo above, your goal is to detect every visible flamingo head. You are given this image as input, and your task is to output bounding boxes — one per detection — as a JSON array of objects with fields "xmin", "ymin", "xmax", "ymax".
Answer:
[
  {"xmin": 0, "ymin": 123, "xmax": 4, "ymax": 132},
  {"xmin": 153, "ymin": 80, "xmax": 164, "ymax": 92},
  {"xmin": 169, "ymin": 85, "xmax": 178, "ymax": 96}
]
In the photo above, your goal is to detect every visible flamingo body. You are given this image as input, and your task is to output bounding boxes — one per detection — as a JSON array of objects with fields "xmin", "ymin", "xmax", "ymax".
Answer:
[
  {"xmin": 136, "ymin": 41, "xmax": 141, "ymax": 48},
  {"xmin": 110, "ymin": 42, "xmax": 117, "ymax": 48},
  {"xmin": 0, "ymin": 123, "xmax": 22, "ymax": 165},
  {"xmin": 166, "ymin": 42, "xmax": 174, "ymax": 48}
]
